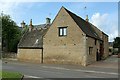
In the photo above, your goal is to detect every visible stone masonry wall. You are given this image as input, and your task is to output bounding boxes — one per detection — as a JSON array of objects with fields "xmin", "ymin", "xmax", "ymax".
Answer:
[
  {"xmin": 17, "ymin": 48, "xmax": 42, "ymax": 63},
  {"xmin": 86, "ymin": 37, "xmax": 100, "ymax": 65},
  {"xmin": 43, "ymin": 7, "xmax": 87, "ymax": 66},
  {"xmin": 90, "ymin": 24, "xmax": 109, "ymax": 60},
  {"xmin": 102, "ymin": 33, "xmax": 109, "ymax": 59}
]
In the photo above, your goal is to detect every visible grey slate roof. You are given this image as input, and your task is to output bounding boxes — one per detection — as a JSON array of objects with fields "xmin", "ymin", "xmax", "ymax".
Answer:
[
  {"xmin": 64, "ymin": 7, "xmax": 101, "ymax": 40},
  {"xmin": 34, "ymin": 24, "xmax": 47, "ymax": 29},
  {"xmin": 18, "ymin": 24, "xmax": 50, "ymax": 48}
]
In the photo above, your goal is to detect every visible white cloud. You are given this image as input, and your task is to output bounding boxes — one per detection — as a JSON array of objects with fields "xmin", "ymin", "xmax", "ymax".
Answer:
[
  {"xmin": 0, "ymin": 1, "xmax": 25, "ymax": 26},
  {"xmin": 91, "ymin": 13, "xmax": 108, "ymax": 28},
  {"xmin": 90, "ymin": 12, "xmax": 118, "ymax": 42},
  {"xmin": 0, "ymin": 1, "xmax": 34, "ymax": 26},
  {"xmin": 0, "ymin": 1, "xmax": 19, "ymax": 13}
]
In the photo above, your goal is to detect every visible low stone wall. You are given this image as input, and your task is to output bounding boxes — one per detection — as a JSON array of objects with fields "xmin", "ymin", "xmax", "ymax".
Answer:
[{"xmin": 17, "ymin": 48, "xmax": 42, "ymax": 63}]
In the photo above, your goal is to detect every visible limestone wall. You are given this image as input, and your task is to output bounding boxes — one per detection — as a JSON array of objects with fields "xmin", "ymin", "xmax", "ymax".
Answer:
[
  {"xmin": 86, "ymin": 37, "xmax": 100, "ymax": 65},
  {"xmin": 90, "ymin": 24, "xmax": 109, "ymax": 60},
  {"xmin": 17, "ymin": 48, "xmax": 42, "ymax": 63},
  {"xmin": 102, "ymin": 33, "xmax": 109, "ymax": 59},
  {"xmin": 43, "ymin": 7, "xmax": 87, "ymax": 66}
]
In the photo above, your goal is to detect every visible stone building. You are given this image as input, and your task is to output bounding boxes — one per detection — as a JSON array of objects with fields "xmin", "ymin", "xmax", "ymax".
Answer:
[
  {"xmin": 17, "ymin": 18, "xmax": 51, "ymax": 63},
  {"xmin": 17, "ymin": 7, "xmax": 109, "ymax": 66}
]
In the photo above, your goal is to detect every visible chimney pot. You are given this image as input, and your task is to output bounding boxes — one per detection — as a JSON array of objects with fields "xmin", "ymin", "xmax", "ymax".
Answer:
[
  {"xmin": 30, "ymin": 19, "xmax": 32, "ymax": 25},
  {"xmin": 29, "ymin": 19, "xmax": 33, "ymax": 32},
  {"xmin": 21, "ymin": 20, "xmax": 25, "ymax": 28},
  {"xmin": 46, "ymin": 17, "xmax": 51, "ymax": 24}
]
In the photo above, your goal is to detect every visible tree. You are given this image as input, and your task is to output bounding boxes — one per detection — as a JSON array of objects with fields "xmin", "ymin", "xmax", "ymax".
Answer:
[
  {"xmin": 1, "ymin": 13, "xmax": 21, "ymax": 52},
  {"xmin": 113, "ymin": 37, "xmax": 120, "ymax": 53}
]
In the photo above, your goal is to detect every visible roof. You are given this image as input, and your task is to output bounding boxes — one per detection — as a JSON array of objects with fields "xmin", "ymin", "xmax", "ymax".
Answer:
[
  {"xmin": 34, "ymin": 24, "xmax": 47, "ymax": 29},
  {"xmin": 64, "ymin": 7, "xmax": 101, "ymax": 40},
  {"xmin": 102, "ymin": 31, "xmax": 108, "ymax": 37},
  {"xmin": 18, "ymin": 24, "xmax": 50, "ymax": 48}
]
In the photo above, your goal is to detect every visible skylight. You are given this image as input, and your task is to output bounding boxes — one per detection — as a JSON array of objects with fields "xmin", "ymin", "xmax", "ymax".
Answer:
[
  {"xmin": 35, "ymin": 39, "xmax": 39, "ymax": 44},
  {"xmin": 94, "ymin": 33, "xmax": 97, "ymax": 37}
]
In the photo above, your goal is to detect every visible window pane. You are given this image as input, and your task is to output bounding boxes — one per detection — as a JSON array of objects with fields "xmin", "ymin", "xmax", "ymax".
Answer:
[
  {"xmin": 63, "ymin": 28, "xmax": 67, "ymax": 35},
  {"xmin": 60, "ymin": 28, "xmax": 63, "ymax": 35}
]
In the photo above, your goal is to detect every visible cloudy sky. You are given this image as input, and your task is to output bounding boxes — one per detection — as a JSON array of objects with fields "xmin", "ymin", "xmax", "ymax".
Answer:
[{"xmin": 0, "ymin": 1, "xmax": 119, "ymax": 42}]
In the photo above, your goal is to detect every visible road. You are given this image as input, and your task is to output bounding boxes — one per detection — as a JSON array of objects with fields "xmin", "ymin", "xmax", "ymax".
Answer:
[{"xmin": 2, "ymin": 60, "xmax": 118, "ymax": 80}]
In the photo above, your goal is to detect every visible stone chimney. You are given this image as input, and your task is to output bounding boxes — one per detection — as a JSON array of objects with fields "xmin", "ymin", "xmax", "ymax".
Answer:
[
  {"xmin": 86, "ymin": 15, "xmax": 89, "ymax": 22},
  {"xmin": 21, "ymin": 20, "xmax": 25, "ymax": 28},
  {"xmin": 29, "ymin": 19, "xmax": 33, "ymax": 32},
  {"xmin": 46, "ymin": 17, "xmax": 51, "ymax": 24}
]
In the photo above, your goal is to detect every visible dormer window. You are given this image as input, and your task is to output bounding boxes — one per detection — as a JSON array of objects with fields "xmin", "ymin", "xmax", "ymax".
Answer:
[{"xmin": 59, "ymin": 27, "xmax": 67, "ymax": 37}]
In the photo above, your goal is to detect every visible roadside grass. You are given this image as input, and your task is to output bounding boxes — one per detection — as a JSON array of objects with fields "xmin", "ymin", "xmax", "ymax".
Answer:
[{"xmin": 0, "ymin": 71, "xmax": 23, "ymax": 80}]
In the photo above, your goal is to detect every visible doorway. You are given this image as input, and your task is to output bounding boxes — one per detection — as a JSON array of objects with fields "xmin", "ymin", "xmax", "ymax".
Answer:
[{"xmin": 96, "ymin": 42, "xmax": 104, "ymax": 61}]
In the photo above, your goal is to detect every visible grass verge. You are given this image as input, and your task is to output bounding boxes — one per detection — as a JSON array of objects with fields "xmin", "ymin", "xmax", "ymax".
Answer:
[{"xmin": 0, "ymin": 71, "xmax": 23, "ymax": 80}]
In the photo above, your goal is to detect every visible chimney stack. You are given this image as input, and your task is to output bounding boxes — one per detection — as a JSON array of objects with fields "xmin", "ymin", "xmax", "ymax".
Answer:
[
  {"xmin": 86, "ymin": 15, "xmax": 89, "ymax": 22},
  {"xmin": 29, "ymin": 19, "xmax": 33, "ymax": 32},
  {"xmin": 46, "ymin": 17, "xmax": 51, "ymax": 24},
  {"xmin": 21, "ymin": 20, "xmax": 25, "ymax": 28}
]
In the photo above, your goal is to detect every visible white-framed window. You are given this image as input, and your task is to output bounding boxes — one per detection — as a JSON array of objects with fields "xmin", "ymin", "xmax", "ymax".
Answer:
[{"xmin": 59, "ymin": 27, "xmax": 67, "ymax": 36}]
